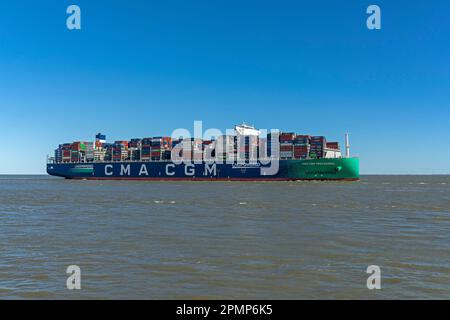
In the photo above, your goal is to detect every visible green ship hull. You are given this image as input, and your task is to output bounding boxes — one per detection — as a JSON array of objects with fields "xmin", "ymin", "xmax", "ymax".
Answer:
[{"xmin": 281, "ymin": 157, "xmax": 359, "ymax": 181}]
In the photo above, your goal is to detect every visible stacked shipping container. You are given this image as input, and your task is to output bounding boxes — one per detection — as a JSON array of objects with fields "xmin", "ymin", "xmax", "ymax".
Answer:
[
  {"xmin": 294, "ymin": 135, "xmax": 310, "ymax": 159},
  {"xmin": 309, "ymin": 136, "xmax": 326, "ymax": 159},
  {"xmin": 215, "ymin": 135, "xmax": 236, "ymax": 161},
  {"xmin": 54, "ymin": 130, "xmax": 341, "ymax": 163},
  {"xmin": 58, "ymin": 143, "xmax": 71, "ymax": 163},
  {"xmin": 279, "ymin": 133, "xmax": 295, "ymax": 159},
  {"xmin": 141, "ymin": 138, "xmax": 152, "ymax": 161},
  {"xmin": 150, "ymin": 137, "xmax": 172, "ymax": 160},
  {"xmin": 128, "ymin": 138, "xmax": 141, "ymax": 161},
  {"xmin": 113, "ymin": 141, "xmax": 129, "ymax": 161}
]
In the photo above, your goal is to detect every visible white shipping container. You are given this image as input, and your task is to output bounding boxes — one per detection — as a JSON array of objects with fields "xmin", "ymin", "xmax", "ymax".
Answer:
[{"xmin": 280, "ymin": 151, "xmax": 293, "ymax": 158}]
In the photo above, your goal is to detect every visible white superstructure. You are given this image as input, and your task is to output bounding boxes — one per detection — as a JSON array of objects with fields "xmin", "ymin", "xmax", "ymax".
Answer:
[{"xmin": 234, "ymin": 123, "xmax": 261, "ymax": 136}]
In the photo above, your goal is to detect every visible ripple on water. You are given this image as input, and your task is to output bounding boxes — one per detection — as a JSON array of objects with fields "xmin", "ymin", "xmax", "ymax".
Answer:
[{"xmin": 0, "ymin": 175, "xmax": 449, "ymax": 299}]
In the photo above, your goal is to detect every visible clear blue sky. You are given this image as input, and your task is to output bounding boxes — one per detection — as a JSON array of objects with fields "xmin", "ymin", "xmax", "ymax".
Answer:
[{"xmin": 0, "ymin": 0, "xmax": 449, "ymax": 174}]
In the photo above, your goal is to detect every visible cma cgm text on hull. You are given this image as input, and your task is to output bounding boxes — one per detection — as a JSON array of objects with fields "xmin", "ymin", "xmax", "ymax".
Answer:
[{"xmin": 47, "ymin": 124, "xmax": 360, "ymax": 181}]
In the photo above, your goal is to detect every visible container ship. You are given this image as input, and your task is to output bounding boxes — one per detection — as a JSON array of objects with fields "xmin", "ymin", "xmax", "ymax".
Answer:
[{"xmin": 47, "ymin": 124, "xmax": 359, "ymax": 181}]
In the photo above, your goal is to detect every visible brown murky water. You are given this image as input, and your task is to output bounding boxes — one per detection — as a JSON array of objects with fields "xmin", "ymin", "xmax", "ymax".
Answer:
[{"xmin": 0, "ymin": 175, "xmax": 449, "ymax": 299}]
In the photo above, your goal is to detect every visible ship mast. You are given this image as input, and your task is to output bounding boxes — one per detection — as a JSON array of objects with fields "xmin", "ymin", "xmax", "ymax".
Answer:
[{"xmin": 345, "ymin": 133, "xmax": 350, "ymax": 158}]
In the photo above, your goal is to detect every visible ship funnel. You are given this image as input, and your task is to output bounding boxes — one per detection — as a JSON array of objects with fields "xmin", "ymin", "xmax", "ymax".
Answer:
[{"xmin": 345, "ymin": 133, "xmax": 350, "ymax": 158}]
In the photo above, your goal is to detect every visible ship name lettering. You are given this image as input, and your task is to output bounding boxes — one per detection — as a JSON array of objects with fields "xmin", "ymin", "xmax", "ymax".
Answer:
[
  {"xmin": 105, "ymin": 164, "xmax": 113, "ymax": 176},
  {"xmin": 204, "ymin": 163, "xmax": 217, "ymax": 176},
  {"xmin": 120, "ymin": 164, "xmax": 131, "ymax": 176},
  {"xmin": 185, "ymin": 164, "xmax": 195, "ymax": 176},
  {"xmin": 166, "ymin": 164, "xmax": 176, "ymax": 176},
  {"xmin": 139, "ymin": 164, "xmax": 149, "ymax": 176}
]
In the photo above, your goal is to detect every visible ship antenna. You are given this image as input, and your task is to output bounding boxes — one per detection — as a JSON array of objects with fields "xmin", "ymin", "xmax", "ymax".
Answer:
[{"xmin": 345, "ymin": 132, "xmax": 350, "ymax": 158}]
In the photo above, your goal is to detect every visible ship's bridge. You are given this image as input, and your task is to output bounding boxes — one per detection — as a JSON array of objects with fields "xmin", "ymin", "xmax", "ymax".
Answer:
[{"xmin": 234, "ymin": 123, "xmax": 261, "ymax": 136}]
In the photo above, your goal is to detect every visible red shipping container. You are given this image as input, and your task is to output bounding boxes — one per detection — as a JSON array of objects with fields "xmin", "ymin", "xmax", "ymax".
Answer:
[
  {"xmin": 280, "ymin": 132, "xmax": 295, "ymax": 139},
  {"xmin": 326, "ymin": 142, "xmax": 339, "ymax": 149},
  {"xmin": 280, "ymin": 145, "xmax": 293, "ymax": 152}
]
